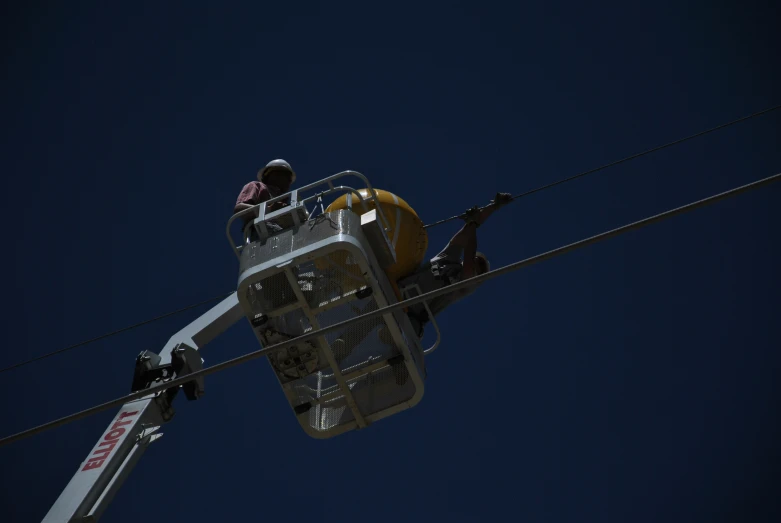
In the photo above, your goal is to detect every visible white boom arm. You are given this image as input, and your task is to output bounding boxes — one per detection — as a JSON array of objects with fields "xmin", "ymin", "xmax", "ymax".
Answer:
[{"xmin": 42, "ymin": 293, "xmax": 244, "ymax": 522}]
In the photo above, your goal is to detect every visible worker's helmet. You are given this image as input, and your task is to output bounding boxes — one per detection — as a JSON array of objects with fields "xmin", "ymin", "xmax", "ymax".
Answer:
[
  {"xmin": 258, "ymin": 159, "xmax": 296, "ymax": 184},
  {"xmin": 475, "ymin": 252, "xmax": 490, "ymax": 274}
]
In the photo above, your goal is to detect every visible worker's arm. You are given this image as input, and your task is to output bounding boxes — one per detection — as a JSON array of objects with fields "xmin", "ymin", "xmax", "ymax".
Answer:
[
  {"xmin": 460, "ymin": 222, "xmax": 479, "ymax": 278},
  {"xmin": 468, "ymin": 192, "xmax": 513, "ymax": 228},
  {"xmin": 431, "ymin": 220, "xmax": 479, "ymax": 278},
  {"xmin": 445, "ymin": 192, "xmax": 512, "ymax": 250},
  {"xmin": 440, "ymin": 192, "xmax": 512, "ymax": 277}
]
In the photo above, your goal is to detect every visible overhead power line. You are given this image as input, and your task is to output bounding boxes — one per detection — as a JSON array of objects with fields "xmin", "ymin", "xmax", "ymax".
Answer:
[
  {"xmin": 0, "ymin": 293, "xmax": 232, "ymax": 375},
  {"xmin": 1, "ymin": 171, "xmax": 778, "ymax": 447},
  {"xmin": 2, "ymin": 103, "xmax": 778, "ymax": 377},
  {"xmin": 423, "ymin": 103, "xmax": 781, "ymax": 229}
]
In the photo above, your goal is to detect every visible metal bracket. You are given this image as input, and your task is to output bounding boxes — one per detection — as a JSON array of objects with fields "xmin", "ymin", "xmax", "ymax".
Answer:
[
  {"xmin": 171, "ymin": 343, "xmax": 205, "ymax": 401},
  {"xmin": 130, "ymin": 351, "xmax": 172, "ymax": 392},
  {"xmin": 400, "ymin": 283, "xmax": 442, "ymax": 354},
  {"xmin": 130, "ymin": 344, "xmax": 204, "ymax": 402}
]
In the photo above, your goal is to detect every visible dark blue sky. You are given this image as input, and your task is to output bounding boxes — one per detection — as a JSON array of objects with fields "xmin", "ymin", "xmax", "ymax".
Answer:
[{"xmin": 1, "ymin": 2, "xmax": 780, "ymax": 522}]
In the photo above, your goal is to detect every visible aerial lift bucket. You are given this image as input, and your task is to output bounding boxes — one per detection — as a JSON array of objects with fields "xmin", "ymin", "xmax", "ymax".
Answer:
[{"xmin": 227, "ymin": 172, "xmax": 430, "ymax": 438}]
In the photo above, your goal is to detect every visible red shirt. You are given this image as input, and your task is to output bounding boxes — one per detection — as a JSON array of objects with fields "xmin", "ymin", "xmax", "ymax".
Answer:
[{"xmin": 234, "ymin": 181, "xmax": 282, "ymax": 213}]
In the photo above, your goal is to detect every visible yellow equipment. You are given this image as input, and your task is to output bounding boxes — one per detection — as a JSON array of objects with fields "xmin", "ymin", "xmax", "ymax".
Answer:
[{"xmin": 324, "ymin": 189, "xmax": 428, "ymax": 296}]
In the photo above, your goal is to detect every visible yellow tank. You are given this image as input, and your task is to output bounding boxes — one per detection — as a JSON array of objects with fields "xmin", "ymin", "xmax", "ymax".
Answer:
[{"xmin": 324, "ymin": 189, "xmax": 428, "ymax": 293}]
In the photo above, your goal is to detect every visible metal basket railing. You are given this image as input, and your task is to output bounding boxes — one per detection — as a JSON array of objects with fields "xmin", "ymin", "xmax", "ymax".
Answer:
[{"xmin": 226, "ymin": 170, "xmax": 392, "ymax": 259}]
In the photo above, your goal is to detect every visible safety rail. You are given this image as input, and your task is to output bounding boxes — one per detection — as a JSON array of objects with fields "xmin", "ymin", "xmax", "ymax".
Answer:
[
  {"xmin": 401, "ymin": 283, "xmax": 441, "ymax": 355},
  {"xmin": 226, "ymin": 170, "xmax": 392, "ymax": 260}
]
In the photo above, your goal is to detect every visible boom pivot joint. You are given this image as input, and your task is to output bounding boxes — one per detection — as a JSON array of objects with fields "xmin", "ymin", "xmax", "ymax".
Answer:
[{"xmin": 130, "ymin": 343, "xmax": 204, "ymax": 401}]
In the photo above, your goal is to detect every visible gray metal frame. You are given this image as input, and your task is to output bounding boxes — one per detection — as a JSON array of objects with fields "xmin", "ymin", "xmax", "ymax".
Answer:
[
  {"xmin": 400, "ymin": 283, "xmax": 442, "ymax": 354},
  {"xmin": 235, "ymin": 208, "xmax": 426, "ymax": 438},
  {"xmin": 42, "ymin": 293, "xmax": 243, "ymax": 523}
]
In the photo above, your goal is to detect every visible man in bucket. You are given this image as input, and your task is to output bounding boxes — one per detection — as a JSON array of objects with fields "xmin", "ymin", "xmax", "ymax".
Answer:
[{"xmin": 233, "ymin": 159, "xmax": 297, "ymax": 236}]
